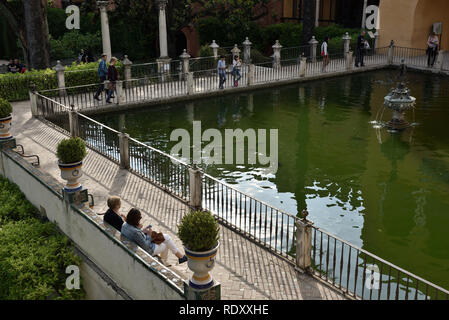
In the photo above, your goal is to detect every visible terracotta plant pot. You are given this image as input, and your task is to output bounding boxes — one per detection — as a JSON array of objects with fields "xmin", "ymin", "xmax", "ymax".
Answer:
[
  {"xmin": 0, "ymin": 114, "xmax": 13, "ymax": 141},
  {"xmin": 184, "ymin": 242, "xmax": 220, "ymax": 290},
  {"xmin": 58, "ymin": 161, "xmax": 83, "ymax": 193}
]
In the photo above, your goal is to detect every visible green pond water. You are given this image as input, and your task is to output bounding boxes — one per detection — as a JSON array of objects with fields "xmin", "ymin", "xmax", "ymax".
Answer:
[{"xmin": 94, "ymin": 69, "xmax": 449, "ymax": 290}]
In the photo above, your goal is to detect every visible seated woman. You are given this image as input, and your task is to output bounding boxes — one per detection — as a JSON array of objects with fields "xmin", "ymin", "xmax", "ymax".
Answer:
[
  {"xmin": 103, "ymin": 196, "xmax": 126, "ymax": 231},
  {"xmin": 121, "ymin": 208, "xmax": 187, "ymax": 265}
]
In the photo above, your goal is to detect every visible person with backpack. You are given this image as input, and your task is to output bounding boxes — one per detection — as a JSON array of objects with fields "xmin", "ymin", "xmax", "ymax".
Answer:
[{"xmin": 321, "ymin": 36, "xmax": 330, "ymax": 72}]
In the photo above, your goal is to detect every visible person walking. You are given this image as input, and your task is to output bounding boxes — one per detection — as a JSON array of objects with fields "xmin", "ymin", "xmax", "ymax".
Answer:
[
  {"xmin": 232, "ymin": 56, "xmax": 242, "ymax": 87},
  {"xmin": 106, "ymin": 57, "xmax": 118, "ymax": 104},
  {"xmin": 427, "ymin": 31, "xmax": 439, "ymax": 67},
  {"xmin": 321, "ymin": 36, "xmax": 330, "ymax": 72},
  {"xmin": 355, "ymin": 30, "xmax": 367, "ymax": 67},
  {"xmin": 77, "ymin": 49, "xmax": 84, "ymax": 64},
  {"xmin": 94, "ymin": 53, "xmax": 108, "ymax": 101},
  {"xmin": 217, "ymin": 55, "xmax": 227, "ymax": 90}
]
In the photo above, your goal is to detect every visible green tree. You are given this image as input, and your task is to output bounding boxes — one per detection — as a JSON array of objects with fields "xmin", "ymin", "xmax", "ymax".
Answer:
[{"xmin": 301, "ymin": 0, "xmax": 315, "ymax": 49}]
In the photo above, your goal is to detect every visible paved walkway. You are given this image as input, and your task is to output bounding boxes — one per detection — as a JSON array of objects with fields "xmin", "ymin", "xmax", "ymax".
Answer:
[{"xmin": 11, "ymin": 100, "xmax": 346, "ymax": 300}]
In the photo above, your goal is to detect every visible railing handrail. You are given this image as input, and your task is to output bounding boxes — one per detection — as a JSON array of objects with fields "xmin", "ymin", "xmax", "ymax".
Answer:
[
  {"xmin": 77, "ymin": 112, "xmax": 121, "ymax": 135},
  {"xmin": 312, "ymin": 225, "xmax": 449, "ymax": 295},
  {"xmin": 34, "ymin": 92, "xmax": 71, "ymax": 111}
]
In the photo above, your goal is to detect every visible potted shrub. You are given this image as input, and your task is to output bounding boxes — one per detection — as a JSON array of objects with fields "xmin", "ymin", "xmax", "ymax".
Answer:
[
  {"xmin": 0, "ymin": 98, "xmax": 13, "ymax": 141},
  {"xmin": 56, "ymin": 137, "xmax": 87, "ymax": 193},
  {"xmin": 178, "ymin": 210, "xmax": 220, "ymax": 290}
]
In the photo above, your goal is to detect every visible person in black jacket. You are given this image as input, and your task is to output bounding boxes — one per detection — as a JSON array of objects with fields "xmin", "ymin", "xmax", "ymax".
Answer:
[
  {"xmin": 355, "ymin": 30, "xmax": 366, "ymax": 67},
  {"xmin": 104, "ymin": 196, "xmax": 125, "ymax": 231},
  {"xmin": 106, "ymin": 57, "xmax": 118, "ymax": 103}
]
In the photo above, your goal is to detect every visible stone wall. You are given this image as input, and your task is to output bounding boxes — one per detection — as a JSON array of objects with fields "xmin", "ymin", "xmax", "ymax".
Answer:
[{"xmin": 0, "ymin": 147, "xmax": 186, "ymax": 300}]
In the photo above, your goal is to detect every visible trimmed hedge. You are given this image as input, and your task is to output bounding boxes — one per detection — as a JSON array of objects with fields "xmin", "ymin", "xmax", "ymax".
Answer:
[
  {"xmin": 0, "ymin": 177, "xmax": 85, "ymax": 300},
  {"xmin": 0, "ymin": 61, "xmax": 124, "ymax": 102}
]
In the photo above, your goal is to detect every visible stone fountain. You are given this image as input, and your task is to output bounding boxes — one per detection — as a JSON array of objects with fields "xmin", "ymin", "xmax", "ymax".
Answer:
[{"xmin": 383, "ymin": 60, "xmax": 416, "ymax": 130}]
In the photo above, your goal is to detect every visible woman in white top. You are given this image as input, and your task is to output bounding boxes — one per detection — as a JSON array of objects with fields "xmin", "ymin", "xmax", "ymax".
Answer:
[
  {"xmin": 321, "ymin": 36, "xmax": 330, "ymax": 71},
  {"xmin": 427, "ymin": 31, "xmax": 439, "ymax": 67}
]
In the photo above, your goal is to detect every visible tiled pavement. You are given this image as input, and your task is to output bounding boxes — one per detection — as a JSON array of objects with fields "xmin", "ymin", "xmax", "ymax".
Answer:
[{"xmin": 11, "ymin": 100, "xmax": 346, "ymax": 300}]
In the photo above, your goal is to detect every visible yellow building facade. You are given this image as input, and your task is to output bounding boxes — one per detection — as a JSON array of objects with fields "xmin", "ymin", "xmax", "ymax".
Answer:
[{"xmin": 378, "ymin": 0, "xmax": 449, "ymax": 50}]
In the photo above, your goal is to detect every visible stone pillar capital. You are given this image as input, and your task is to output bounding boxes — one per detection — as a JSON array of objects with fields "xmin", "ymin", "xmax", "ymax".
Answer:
[
  {"xmin": 156, "ymin": 0, "xmax": 168, "ymax": 10},
  {"xmin": 53, "ymin": 60, "xmax": 65, "ymax": 73},
  {"xmin": 97, "ymin": 1, "xmax": 109, "ymax": 10}
]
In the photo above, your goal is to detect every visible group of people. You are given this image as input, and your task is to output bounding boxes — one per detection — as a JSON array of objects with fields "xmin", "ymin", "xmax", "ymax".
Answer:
[
  {"xmin": 217, "ymin": 55, "xmax": 242, "ymax": 89},
  {"xmin": 6, "ymin": 59, "xmax": 26, "ymax": 74},
  {"xmin": 77, "ymin": 49, "xmax": 95, "ymax": 64},
  {"xmin": 103, "ymin": 196, "xmax": 188, "ymax": 266},
  {"xmin": 94, "ymin": 53, "xmax": 119, "ymax": 104},
  {"xmin": 320, "ymin": 30, "xmax": 371, "ymax": 71}
]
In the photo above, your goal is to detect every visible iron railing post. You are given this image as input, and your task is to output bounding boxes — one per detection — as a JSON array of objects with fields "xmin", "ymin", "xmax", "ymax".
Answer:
[
  {"xmin": 296, "ymin": 210, "xmax": 314, "ymax": 273},
  {"xmin": 68, "ymin": 104, "xmax": 79, "ymax": 138},
  {"xmin": 29, "ymin": 83, "xmax": 38, "ymax": 117},
  {"xmin": 119, "ymin": 127, "xmax": 130, "ymax": 169},
  {"xmin": 299, "ymin": 55, "xmax": 307, "ymax": 77},
  {"xmin": 346, "ymin": 51, "xmax": 354, "ymax": 70},
  {"xmin": 189, "ymin": 164, "xmax": 202, "ymax": 210},
  {"xmin": 388, "ymin": 40, "xmax": 395, "ymax": 65}
]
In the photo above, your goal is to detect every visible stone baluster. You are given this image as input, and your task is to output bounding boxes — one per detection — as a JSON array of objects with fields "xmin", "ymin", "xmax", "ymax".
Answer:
[
  {"xmin": 343, "ymin": 32, "xmax": 351, "ymax": 59},
  {"xmin": 242, "ymin": 37, "xmax": 252, "ymax": 64},
  {"xmin": 210, "ymin": 40, "xmax": 219, "ymax": 59},
  {"xmin": 309, "ymin": 36, "xmax": 319, "ymax": 63},
  {"xmin": 296, "ymin": 210, "xmax": 314, "ymax": 272},
  {"xmin": 272, "ymin": 40, "xmax": 282, "ymax": 69}
]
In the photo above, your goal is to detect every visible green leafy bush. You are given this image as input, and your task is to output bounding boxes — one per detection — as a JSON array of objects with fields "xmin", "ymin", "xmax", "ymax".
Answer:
[
  {"xmin": 199, "ymin": 45, "xmax": 214, "ymax": 58},
  {"xmin": 50, "ymin": 30, "xmax": 102, "ymax": 61},
  {"xmin": 56, "ymin": 137, "xmax": 87, "ymax": 164},
  {"xmin": 0, "ymin": 97, "xmax": 12, "ymax": 118},
  {"xmin": 0, "ymin": 177, "xmax": 85, "ymax": 300},
  {"xmin": 178, "ymin": 210, "xmax": 220, "ymax": 252},
  {"xmin": 0, "ymin": 178, "xmax": 37, "ymax": 225}
]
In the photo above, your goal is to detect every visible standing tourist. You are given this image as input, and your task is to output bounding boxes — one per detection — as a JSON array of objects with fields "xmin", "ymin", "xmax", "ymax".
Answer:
[
  {"xmin": 321, "ymin": 36, "xmax": 330, "ymax": 72},
  {"xmin": 355, "ymin": 30, "xmax": 366, "ymax": 67},
  {"xmin": 217, "ymin": 55, "xmax": 227, "ymax": 90},
  {"xmin": 94, "ymin": 53, "xmax": 108, "ymax": 101},
  {"xmin": 106, "ymin": 57, "xmax": 118, "ymax": 104},
  {"xmin": 77, "ymin": 49, "xmax": 85, "ymax": 64},
  {"xmin": 232, "ymin": 56, "xmax": 242, "ymax": 87},
  {"xmin": 427, "ymin": 32, "xmax": 439, "ymax": 67}
]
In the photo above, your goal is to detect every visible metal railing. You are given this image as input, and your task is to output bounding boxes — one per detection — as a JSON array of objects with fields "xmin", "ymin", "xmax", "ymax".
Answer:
[
  {"xmin": 32, "ymin": 90, "xmax": 449, "ymax": 300},
  {"xmin": 124, "ymin": 74, "xmax": 188, "ymax": 103},
  {"xmin": 311, "ymin": 226, "xmax": 449, "ymax": 300},
  {"xmin": 202, "ymin": 173, "xmax": 296, "ymax": 259},
  {"xmin": 393, "ymin": 47, "xmax": 428, "ymax": 68}
]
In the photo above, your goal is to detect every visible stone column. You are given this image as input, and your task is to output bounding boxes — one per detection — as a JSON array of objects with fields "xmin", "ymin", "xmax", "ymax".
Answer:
[
  {"xmin": 231, "ymin": 44, "xmax": 241, "ymax": 59},
  {"xmin": 119, "ymin": 129, "xmax": 130, "ymax": 169},
  {"xmin": 69, "ymin": 105, "xmax": 79, "ymax": 138},
  {"xmin": 309, "ymin": 36, "xmax": 319, "ymax": 62},
  {"xmin": 122, "ymin": 55, "xmax": 132, "ymax": 82},
  {"xmin": 361, "ymin": 0, "xmax": 368, "ymax": 29},
  {"xmin": 54, "ymin": 61, "xmax": 66, "ymax": 95},
  {"xmin": 343, "ymin": 32, "xmax": 351, "ymax": 59},
  {"xmin": 315, "ymin": 0, "xmax": 320, "ymax": 27},
  {"xmin": 272, "ymin": 40, "xmax": 282, "ymax": 69},
  {"xmin": 97, "ymin": 1, "xmax": 112, "ymax": 61},
  {"xmin": 189, "ymin": 165, "xmax": 202, "ymax": 209},
  {"xmin": 210, "ymin": 40, "xmax": 219, "ymax": 59},
  {"xmin": 180, "ymin": 49, "xmax": 191, "ymax": 78},
  {"xmin": 156, "ymin": 0, "xmax": 171, "ymax": 74},
  {"xmin": 242, "ymin": 37, "xmax": 252, "ymax": 64},
  {"xmin": 299, "ymin": 56, "xmax": 307, "ymax": 77},
  {"xmin": 295, "ymin": 212, "xmax": 314, "ymax": 272}
]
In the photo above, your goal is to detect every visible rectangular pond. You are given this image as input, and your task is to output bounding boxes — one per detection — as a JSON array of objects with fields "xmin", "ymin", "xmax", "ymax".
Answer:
[{"xmin": 92, "ymin": 69, "xmax": 449, "ymax": 293}]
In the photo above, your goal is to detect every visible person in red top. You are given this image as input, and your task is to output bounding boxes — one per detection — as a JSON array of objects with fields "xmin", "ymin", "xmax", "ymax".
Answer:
[{"xmin": 106, "ymin": 57, "xmax": 118, "ymax": 103}]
